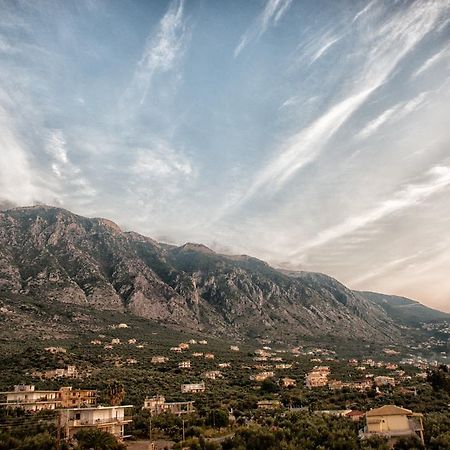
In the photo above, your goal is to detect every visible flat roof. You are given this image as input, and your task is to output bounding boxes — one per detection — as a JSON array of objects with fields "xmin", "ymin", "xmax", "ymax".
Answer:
[{"xmin": 60, "ymin": 405, "xmax": 134, "ymax": 411}]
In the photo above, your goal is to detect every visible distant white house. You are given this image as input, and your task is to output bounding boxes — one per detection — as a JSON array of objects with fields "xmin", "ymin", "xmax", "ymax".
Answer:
[
  {"xmin": 143, "ymin": 395, "xmax": 195, "ymax": 416},
  {"xmin": 179, "ymin": 361, "xmax": 191, "ymax": 369},
  {"xmin": 181, "ymin": 382, "xmax": 205, "ymax": 393},
  {"xmin": 151, "ymin": 356, "xmax": 169, "ymax": 364}
]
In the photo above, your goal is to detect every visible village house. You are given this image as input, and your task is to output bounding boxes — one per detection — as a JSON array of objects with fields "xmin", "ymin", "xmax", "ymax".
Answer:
[
  {"xmin": 151, "ymin": 356, "xmax": 169, "ymax": 364},
  {"xmin": 218, "ymin": 362, "xmax": 231, "ymax": 368},
  {"xmin": 181, "ymin": 382, "xmax": 206, "ymax": 393},
  {"xmin": 383, "ymin": 349, "xmax": 400, "ymax": 356},
  {"xmin": 281, "ymin": 377, "xmax": 296, "ymax": 388},
  {"xmin": 385, "ymin": 363, "xmax": 399, "ymax": 370},
  {"xmin": 257, "ymin": 400, "xmax": 282, "ymax": 410},
  {"xmin": 179, "ymin": 361, "xmax": 191, "ymax": 369},
  {"xmin": 275, "ymin": 364, "xmax": 292, "ymax": 369},
  {"xmin": 90, "ymin": 340, "xmax": 102, "ymax": 345},
  {"xmin": 189, "ymin": 339, "xmax": 197, "ymax": 344},
  {"xmin": 43, "ymin": 365, "xmax": 78, "ymax": 380},
  {"xmin": 250, "ymin": 371, "xmax": 274, "ymax": 382},
  {"xmin": 374, "ymin": 376, "xmax": 396, "ymax": 387},
  {"xmin": 143, "ymin": 395, "xmax": 195, "ymax": 416},
  {"xmin": 0, "ymin": 385, "xmax": 96, "ymax": 411},
  {"xmin": 254, "ymin": 364, "xmax": 272, "ymax": 370},
  {"xmin": 202, "ymin": 371, "xmax": 222, "ymax": 380},
  {"xmin": 59, "ymin": 387, "xmax": 97, "ymax": 408},
  {"xmin": 170, "ymin": 347, "xmax": 182, "ymax": 353},
  {"xmin": 306, "ymin": 366, "xmax": 330, "ymax": 388},
  {"xmin": 178, "ymin": 343, "xmax": 190, "ymax": 350},
  {"xmin": 346, "ymin": 410, "xmax": 365, "ymax": 422},
  {"xmin": 192, "ymin": 352, "xmax": 203, "ymax": 357},
  {"xmin": 128, "ymin": 339, "xmax": 137, "ymax": 344},
  {"xmin": 328, "ymin": 379, "xmax": 372, "ymax": 391},
  {"xmin": 230, "ymin": 345, "xmax": 240, "ymax": 351},
  {"xmin": 111, "ymin": 338, "xmax": 120, "ymax": 345},
  {"xmin": 328, "ymin": 380, "xmax": 345, "ymax": 390},
  {"xmin": 204, "ymin": 353, "xmax": 215, "ymax": 359},
  {"xmin": 360, "ymin": 405, "xmax": 424, "ymax": 445},
  {"xmin": 0, "ymin": 385, "xmax": 61, "ymax": 411},
  {"xmin": 198, "ymin": 340, "xmax": 208, "ymax": 345},
  {"xmin": 45, "ymin": 347, "xmax": 67, "ymax": 354},
  {"xmin": 61, "ymin": 405, "xmax": 133, "ymax": 440}
]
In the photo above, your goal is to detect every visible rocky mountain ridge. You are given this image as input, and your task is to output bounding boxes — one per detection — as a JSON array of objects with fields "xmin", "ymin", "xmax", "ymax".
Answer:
[{"xmin": 0, "ymin": 205, "xmax": 417, "ymax": 343}]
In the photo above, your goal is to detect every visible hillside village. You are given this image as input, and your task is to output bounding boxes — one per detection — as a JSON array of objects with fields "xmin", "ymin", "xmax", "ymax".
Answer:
[{"xmin": 0, "ymin": 314, "xmax": 449, "ymax": 449}]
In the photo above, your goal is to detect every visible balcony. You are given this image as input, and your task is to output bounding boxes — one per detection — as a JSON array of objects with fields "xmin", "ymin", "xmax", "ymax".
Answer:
[{"xmin": 68, "ymin": 416, "xmax": 133, "ymax": 427}]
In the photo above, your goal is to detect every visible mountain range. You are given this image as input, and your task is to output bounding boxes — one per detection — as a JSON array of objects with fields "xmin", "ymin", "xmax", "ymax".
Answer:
[{"xmin": 0, "ymin": 206, "xmax": 448, "ymax": 344}]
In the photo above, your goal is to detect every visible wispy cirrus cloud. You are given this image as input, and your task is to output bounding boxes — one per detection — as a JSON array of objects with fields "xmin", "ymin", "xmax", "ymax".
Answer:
[
  {"xmin": 356, "ymin": 91, "xmax": 429, "ymax": 140},
  {"xmin": 412, "ymin": 45, "xmax": 450, "ymax": 78},
  {"xmin": 44, "ymin": 130, "xmax": 95, "ymax": 199},
  {"xmin": 309, "ymin": 35, "xmax": 342, "ymax": 65},
  {"xmin": 352, "ymin": 0, "xmax": 376, "ymax": 24},
  {"xmin": 125, "ymin": 0, "xmax": 190, "ymax": 106},
  {"xmin": 237, "ymin": 1, "xmax": 449, "ymax": 203},
  {"xmin": 234, "ymin": 0, "xmax": 292, "ymax": 57},
  {"xmin": 294, "ymin": 166, "xmax": 450, "ymax": 254},
  {"xmin": 126, "ymin": 140, "xmax": 195, "ymax": 213}
]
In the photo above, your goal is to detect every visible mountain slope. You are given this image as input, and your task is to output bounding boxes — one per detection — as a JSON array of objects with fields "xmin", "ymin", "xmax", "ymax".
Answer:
[
  {"xmin": 0, "ymin": 205, "xmax": 403, "ymax": 343},
  {"xmin": 357, "ymin": 291, "xmax": 450, "ymax": 326}
]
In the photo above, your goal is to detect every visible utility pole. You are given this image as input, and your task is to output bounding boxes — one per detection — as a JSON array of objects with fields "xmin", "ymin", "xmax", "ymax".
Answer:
[
  {"xmin": 56, "ymin": 411, "xmax": 61, "ymax": 450},
  {"xmin": 182, "ymin": 418, "xmax": 185, "ymax": 444},
  {"xmin": 149, "ymin": 413, "xmax": 152, "ymax": 441}
]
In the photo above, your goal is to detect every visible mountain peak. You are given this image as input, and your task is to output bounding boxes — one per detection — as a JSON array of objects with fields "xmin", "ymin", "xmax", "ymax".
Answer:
[{"xmin": 178, "ymin": 243, "xmax": 216, "ymax": 254}]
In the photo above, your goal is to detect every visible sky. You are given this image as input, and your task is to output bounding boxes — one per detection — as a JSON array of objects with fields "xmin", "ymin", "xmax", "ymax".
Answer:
[{"xmin": 1, "ymin": 0, "xmax": 450, "ymax": 312}]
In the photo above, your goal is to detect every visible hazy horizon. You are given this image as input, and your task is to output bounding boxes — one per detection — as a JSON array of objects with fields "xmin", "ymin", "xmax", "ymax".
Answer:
[{"xmin": 1, "ymin": 0, "xmax": 450, "ymax": 312}]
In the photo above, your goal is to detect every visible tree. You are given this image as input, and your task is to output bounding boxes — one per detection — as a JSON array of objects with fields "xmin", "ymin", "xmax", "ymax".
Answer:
[
  {"xmin": 427, "ymin": 366, "xmax": 450, "ymax": 393},
  {"xmin": 260, "ymin": 379, "xmax": 280, "ymax": 394},
  {"xmin": 429, "ymin": 431, "xmax": 450, "ymax": 450},
  {"xmin": 106, "ymin": 381, "xmax": 125, "ymax": 406},
  {"xmin": 206, "ymin": 409, "xmax": 229, "ymax": 428},
  {"xmin": 74, "ymin": 428, "xmax": 126, "ymax": 450},
  {"xmin": 392, "ymin": 435, "xmax": 425, "ymax": 450}
]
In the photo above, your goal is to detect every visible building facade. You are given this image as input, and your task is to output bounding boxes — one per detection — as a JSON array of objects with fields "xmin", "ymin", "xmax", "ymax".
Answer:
[{"xmin": 61, "ymin": 405, "xmax": 133, "ymax": 440}]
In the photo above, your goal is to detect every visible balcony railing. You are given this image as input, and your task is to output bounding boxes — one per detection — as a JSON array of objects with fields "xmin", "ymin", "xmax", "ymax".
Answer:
[{"xmin": 68, "ymin": 416, "xmax": 133, "ymax": 427}]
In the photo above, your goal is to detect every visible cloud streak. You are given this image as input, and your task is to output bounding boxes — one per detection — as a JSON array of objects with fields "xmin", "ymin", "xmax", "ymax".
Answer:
[
  {"xmin": 237, "ymin": 1, "xmax": 449, "ymax": 204},
  {"xmin": 234, "ymin": 0, "xmax": 292, "ymax": 57},
  {"xmin": 309, "ymin": 36, "xmax": 342, "ymax": 65},
  {"xmin": 412, "ymin": 45, "xmax": 450, "ymax": 78},
  {"xmin": 356, "ymin": 91, "xmax": 429, "ymax": 139},
  {"xmin": 295, "ymin": 166, "xmax": 450, "ymax": 253},
  {"xmin": 125, "ymin": 0, "xmax": 189, "ymax": 105}
]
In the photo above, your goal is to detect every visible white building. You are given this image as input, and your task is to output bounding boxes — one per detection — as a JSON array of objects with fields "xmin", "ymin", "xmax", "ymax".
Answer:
[
  {"xmin": 181, "ymin": 382, "xmax": 205, "ymax": 393},
  {"xmin": 0, "ymin": 385, "xmax": 60, "ymax": 411},
  {"xmin": 143, "ymin": 395, "xmax": 195, "ymax": 416},
  {"xmin": 61, "ymin": 405, "xmax": 133, "ymax": 440},
  {"xmin": 179, "ymin": 361, "xmax": 191, "ymax": 369},
  {"xmin": 151, "ymin": 356, "xmax": 169, "ymax": 364},
  {"xmin": 203, "ymin": 371, "xmax": 222, "ymax": 380}
]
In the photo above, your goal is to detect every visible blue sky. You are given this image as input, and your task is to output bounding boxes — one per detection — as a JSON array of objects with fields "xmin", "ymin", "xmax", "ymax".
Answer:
[{"xmin": 1, "ymin": 0, "xmax": 450, "ymax": 311}]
